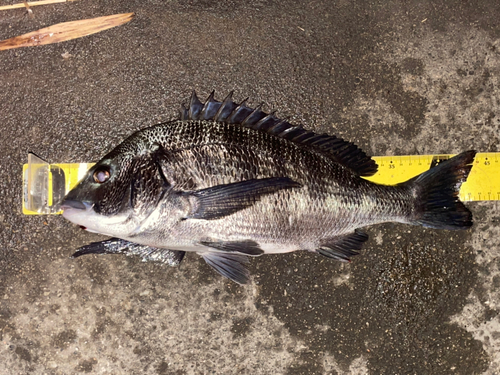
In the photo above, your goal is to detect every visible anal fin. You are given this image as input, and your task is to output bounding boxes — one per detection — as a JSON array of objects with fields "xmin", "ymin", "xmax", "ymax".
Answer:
[
  {"xmin": 201, "ymin": 252, "xmax": 250, "ymax": 284},
  {"xmin": 317, "ymin": 230, "xmax": 369, "ymax": 262}
]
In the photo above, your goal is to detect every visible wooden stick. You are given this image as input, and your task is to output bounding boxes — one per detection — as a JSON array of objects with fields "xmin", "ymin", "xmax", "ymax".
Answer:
[
  {"xmin": 0, "ymin": 13, "xmax": 134, "ymax": 51},
  {"xmin": 0, "ymin": 0, "xmax": 78, "ymax": 11}
]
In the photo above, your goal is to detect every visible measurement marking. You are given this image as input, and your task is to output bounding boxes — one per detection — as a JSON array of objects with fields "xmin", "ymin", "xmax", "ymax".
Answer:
[{"xmin": 369, "ymin": 153, "xmax": 500, "ymax": 202}]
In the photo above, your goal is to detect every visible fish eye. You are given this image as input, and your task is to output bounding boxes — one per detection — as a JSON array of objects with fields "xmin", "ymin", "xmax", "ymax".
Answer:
[{"xmin": 93, "ymin": 168, "xmax": 111, "ymax": 183}]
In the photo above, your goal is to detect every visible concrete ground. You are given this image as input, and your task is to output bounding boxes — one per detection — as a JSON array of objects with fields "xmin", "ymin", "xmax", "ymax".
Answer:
[{"xmin": 1, "ymin": 0, "xmax": 499, "ymax": 374}]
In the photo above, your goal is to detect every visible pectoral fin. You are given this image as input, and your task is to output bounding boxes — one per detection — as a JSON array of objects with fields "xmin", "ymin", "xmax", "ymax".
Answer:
[
  {"xmin": 316, "ymin": 230, "xmax": 369, "ymax": 262},
  {"xmin": 71, "ymin": 238, "xmax": 186, "ymax": 267},
  {"xmin": 186, "ymin": 177, "xmax": 301, "ymax": 220},
  {"xmin": 201, "ymin": 252, "xmax": 250, "ymax": 284}
]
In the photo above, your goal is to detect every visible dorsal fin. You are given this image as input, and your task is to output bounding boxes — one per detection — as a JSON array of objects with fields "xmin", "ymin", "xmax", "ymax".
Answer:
[{"xmin": 179, "ymin": 92, "xmax": 378, "ymax": 176}]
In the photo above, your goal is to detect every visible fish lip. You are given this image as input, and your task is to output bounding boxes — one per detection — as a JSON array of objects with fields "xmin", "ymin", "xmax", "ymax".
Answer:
[{"xmin": 60, "ymin": 199, "xmax": 91, "ymax": 211}]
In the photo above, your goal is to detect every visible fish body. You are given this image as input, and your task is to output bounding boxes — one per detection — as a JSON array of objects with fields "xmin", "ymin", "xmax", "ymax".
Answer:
[{"xmin": 62, "ymin": 92, "xmax": 475, "ymax": 283}]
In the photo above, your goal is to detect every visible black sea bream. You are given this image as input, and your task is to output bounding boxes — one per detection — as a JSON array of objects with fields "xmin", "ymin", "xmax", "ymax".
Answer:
[{"xmin": 61, "ymin": 92, "xmax": 475, "ymax": 284}]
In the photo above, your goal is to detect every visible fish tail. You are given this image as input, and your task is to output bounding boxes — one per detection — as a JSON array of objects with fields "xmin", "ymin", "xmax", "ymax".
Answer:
[{"xmin": 404, "ymin": 150, "xmax": 476, "ymax": 230}]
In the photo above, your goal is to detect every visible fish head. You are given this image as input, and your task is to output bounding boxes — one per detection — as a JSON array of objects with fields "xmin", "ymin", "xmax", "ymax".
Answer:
[{"xmin": 61, "ymin": 136, "xmax": 171, "ymax": 237}]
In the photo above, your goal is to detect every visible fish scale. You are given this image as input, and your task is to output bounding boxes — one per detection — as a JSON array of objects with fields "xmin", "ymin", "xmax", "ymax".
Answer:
[{"xmin": 57, "ymin": 92, "xmax": 475, "ymax": 284}]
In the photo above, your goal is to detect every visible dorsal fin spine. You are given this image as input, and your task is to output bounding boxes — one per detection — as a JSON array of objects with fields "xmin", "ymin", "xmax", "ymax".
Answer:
[
  {"xmin": 179, "ymin": 104, "xmax": 188, "ymax": 121},
  {"xmin": 201, "ymin": 91, "xmax": 222, "ymax": 120},
  {"xmin": 188, "ymin": 91, "xmax": 203, "ymax": 120},
  {"xmin": 241, "ymin": 104, "xmax": 265, "ymax": 128},
  {"xmin": 214, "ymin": 91, "xmax": 236, "ymax": 122},
  {"xmin": 254, "ymin": 112, "xmax": 276, "ymax": 130},
  {"xmin": 227, "ymin": 98, "xmax": 250, "ymax": 124}
]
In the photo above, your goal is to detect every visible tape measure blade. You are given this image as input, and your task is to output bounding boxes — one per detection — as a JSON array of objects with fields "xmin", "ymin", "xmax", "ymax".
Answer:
[
  {"xmin": 368, "ymin": 153, "xmax": 500, "ymax": 201},
  {"xmin": 462, "ymin": 152, "xmax": 500, "ymax": 201},
  {"xmin": 23, "ymin": 153, "xmax": 500, "ymax": 215}
]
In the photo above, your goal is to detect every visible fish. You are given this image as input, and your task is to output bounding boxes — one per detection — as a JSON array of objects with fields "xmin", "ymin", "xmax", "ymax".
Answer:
[{"xmin": 61, "ymin": 91, "xmax": 476, "ymax": 284}]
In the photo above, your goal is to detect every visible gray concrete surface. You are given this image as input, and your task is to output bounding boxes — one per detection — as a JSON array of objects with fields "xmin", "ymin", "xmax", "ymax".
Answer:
[{"xmin": 1, "ymin": 0, "xmax": 499, "ymax": 374}]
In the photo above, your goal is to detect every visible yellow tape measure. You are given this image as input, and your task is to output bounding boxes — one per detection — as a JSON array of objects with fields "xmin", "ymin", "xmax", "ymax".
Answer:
[
  {"xmin": 366, "ymin": 153, "xmax": 500, "ymax": 201},
  {"xmin": 22, "ymin": 152, "xmax": 500, "ymax": 215}
]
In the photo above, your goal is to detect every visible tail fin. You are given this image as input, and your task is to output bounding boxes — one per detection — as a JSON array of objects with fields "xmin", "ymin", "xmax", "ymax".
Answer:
[{"xmin": 404, "ymin": 150, "xmax": 476, "ymax": 230}]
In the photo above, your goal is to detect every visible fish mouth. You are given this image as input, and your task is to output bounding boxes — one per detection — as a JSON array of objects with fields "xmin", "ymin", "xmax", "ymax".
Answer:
[
  {"xmin": 60, "ymin": 199, "xmax": 92, "ymax": 211},
  {"xmin": 60, "ymin": 199, "xmax": 98, "ymax": 232}
]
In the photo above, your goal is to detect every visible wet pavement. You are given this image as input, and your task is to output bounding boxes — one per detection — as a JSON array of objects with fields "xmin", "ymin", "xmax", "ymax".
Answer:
[{"xmin": 1, "ymin": 0, "xmax": 499, "ymax": 374}]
